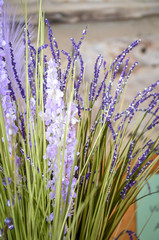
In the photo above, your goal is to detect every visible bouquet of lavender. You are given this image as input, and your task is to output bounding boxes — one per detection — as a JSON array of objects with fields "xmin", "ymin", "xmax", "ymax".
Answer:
[{"xmin": 0, "ymin": 0, "xmax": 158, "ymax": 239}]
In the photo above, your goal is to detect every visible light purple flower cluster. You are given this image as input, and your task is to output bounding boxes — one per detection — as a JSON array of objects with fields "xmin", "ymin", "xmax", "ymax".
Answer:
[
  {"xmin": 40, "ymin": 58, "xmax": 78, "ymax": 217},
  {"xmin": 0, "ymin": 0, "xmax": 17, "ymax": 154}
]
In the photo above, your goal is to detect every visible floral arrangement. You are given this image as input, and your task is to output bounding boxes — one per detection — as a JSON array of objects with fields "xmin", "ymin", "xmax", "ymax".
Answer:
[{"xmin": 0, "ymin": 0, "xmax": 159, "ymax": 239}]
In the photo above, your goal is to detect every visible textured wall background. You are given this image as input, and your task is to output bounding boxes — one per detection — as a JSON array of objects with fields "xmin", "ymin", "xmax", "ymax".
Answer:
[{"xmin": 9, "ymin": 0, "xmax": 159, "ymax": 24}]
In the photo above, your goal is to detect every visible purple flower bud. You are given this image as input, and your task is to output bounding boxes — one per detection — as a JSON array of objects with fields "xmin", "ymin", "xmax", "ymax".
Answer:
[
  {"xmin": 8, "ymin": 224, "xmax": 14, "ymax": 230},
  {"xmin": 6, "ymin": 200, "xmax": 11, "ymax": 207},
  {"xmin": 4, "ymin": 217, "xmax": 13, "ymax": 227},
  {"xmin": 0, "ymin": 228, "xmax": 3, "ymax": 237},
  {"xmin": 9, "ymin": 42, "xmax": 26, "ymax": 99},
  {"xmin": 2, "ymin": 177, "xmax": 11, "ymax": 186},
  {"xmin": 115, "ymin": 230, "xmax": 139, "ymax": 240}
]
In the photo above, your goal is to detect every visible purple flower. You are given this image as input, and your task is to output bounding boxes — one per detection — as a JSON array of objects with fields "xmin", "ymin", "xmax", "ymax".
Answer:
[
  {"xmin": 4, "ymin": 217, "xmax": 13, "ymax": 226},
  {"xmin": 4, "ymin": 217, "xmax": 14, "ymax": 230},
  {"xmin": 0, "ymin": 228, "xmax": 3, "ymax": 238},
  {"xmin": 47, "ymin": 212, "xmax": 54, "ymax": 222},
  {"xmin": 2, "ymin": 177, "xmax": 11, "ymax": 186},
  {"xmin": 0, "ymin": 2, "xmax": 20, "ymax": 155},
  {"xmin": 89, "ymin": 55, "xmax": 103, "ymax": 101},
  {"xmin": 6, "ymin": 193, "xmax": 21, "ymax": 207},
  {"xmin": 40, "ymin": 58, "xmax": 78, "ymax": 208},
  {"xmin": 114, "ymin": 230, "xmax": 139, "ymax": 240}
]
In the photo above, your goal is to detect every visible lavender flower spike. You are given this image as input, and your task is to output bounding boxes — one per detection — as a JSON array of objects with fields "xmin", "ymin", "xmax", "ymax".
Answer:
[
  {"xmin": 0, "ymin": 1, "xmax": 18, "ymax": 153},
  {"xmin": 40, "ymin": 59, "xmax": 78, "ymax": 217}
]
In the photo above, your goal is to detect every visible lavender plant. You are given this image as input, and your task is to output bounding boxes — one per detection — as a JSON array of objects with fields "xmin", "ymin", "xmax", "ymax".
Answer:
[{"xmin": 0, "ymin": 0, "xmax": 159, "ymax": 239}]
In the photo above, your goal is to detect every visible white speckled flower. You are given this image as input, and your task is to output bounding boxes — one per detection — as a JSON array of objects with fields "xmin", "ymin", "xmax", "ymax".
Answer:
[{"xmin": 40, "ymin": 58, "xmax": 78, "ymax": 220}]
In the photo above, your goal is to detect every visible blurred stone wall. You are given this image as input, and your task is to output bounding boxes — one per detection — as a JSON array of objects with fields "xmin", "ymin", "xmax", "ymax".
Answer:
[{"xmin": 9, "ymin": 0, "xmax": 159, "ymax": 24}]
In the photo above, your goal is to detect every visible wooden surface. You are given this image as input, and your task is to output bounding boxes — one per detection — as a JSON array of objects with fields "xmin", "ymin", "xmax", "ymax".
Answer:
[
  {"xmin": 112, "ymin": 203, "xmax": 136, "ymax": 240},
  {"xmin": 151, "ymin": 154, "xmax": 159, "ymax": 173}
]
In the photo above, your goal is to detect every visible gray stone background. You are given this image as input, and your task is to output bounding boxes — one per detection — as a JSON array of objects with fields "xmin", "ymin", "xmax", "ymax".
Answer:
[{"xmin": 9, "ymin": 0, "xmax": 159, "ymax": 133}]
